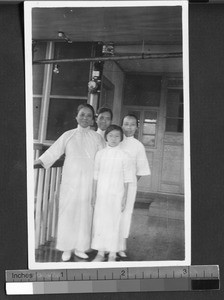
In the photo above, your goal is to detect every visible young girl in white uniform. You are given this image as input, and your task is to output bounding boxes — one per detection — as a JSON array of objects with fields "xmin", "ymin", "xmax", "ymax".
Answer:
[
  {"xmin": 34, "ymin": 104, "xmax": 104, "ymax": 262},
  {"xmin": 119, "ymin": 114, "xmax": 151, "ymax": 257},
  {"xmin": 91, "ymin": 125, "xmax": 133, "ymax": 262}
]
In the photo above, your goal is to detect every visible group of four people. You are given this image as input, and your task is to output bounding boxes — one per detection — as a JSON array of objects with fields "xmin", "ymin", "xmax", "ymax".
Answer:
[{"xmin": 35, "ymin": 104, "xmax": 150, "ymax": 262}]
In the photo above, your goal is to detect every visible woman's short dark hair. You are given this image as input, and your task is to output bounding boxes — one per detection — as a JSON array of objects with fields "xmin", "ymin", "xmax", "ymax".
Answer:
[
  {"xmin": 77, "ymin": 103, "xmax": 95, "ymax": 119},
  {"xmin": 97, "ymin": 107, "xmax": 113, "ymax": 120},
  {"xmin": 104, "ymin": 124, "xmax": 124, "ymax": 142},
  {"xmin": 121, "ymin": 114, "xmax": 139, "ymax": 127}
]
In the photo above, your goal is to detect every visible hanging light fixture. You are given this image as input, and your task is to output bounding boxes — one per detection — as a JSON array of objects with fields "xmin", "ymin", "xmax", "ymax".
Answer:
[
  {"xmin": 53, "ymin": 64, "xmax": 60, "ymax": 74},
  {"xmin": 57, "ymin": 31, "xmax": 72, "ymax": 43}
]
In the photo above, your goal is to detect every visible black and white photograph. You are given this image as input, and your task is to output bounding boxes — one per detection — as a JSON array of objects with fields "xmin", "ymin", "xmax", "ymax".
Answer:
[{"xmin": 25, "ymin": 1, "xmax": 190, "ymax": 269}]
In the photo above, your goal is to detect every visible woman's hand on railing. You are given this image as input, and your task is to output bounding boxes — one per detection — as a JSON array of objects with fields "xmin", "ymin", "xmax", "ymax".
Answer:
[
  {"xmin": 34, "ymin": 156, "xmax": 65, "ymax": 169},
  {"xmin": 34, "ymin": 159, "xmax": 43, "ymax": 169}
]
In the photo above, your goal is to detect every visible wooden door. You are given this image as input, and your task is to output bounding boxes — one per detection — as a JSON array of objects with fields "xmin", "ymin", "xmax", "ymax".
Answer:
[
  {"xmin": 159, "ymin": 87, "xmax": 184, "ymax": 194},
  {"xmin": 121, "ymin": 74, "xmax": 184, "ymax": 195}
]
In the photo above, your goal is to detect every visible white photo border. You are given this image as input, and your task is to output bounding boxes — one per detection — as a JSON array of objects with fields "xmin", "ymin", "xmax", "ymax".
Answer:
[{"xmin": 25, "ymin": 0, "xmax": 191, "ymax": 270}]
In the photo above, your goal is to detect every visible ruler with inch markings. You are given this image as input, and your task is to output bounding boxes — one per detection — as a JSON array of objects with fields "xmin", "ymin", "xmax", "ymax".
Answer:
[{"xmin": 6, "ymin": 265, "xmax": 219, "ymax": 294}]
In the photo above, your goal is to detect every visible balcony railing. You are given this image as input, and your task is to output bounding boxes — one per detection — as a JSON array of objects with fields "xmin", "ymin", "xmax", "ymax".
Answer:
[{"xmin": 34, "ymin": 144, "xmax": 64, "ymax": 249}]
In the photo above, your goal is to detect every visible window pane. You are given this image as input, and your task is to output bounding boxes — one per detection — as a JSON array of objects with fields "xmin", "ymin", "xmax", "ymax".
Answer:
[
  {"xmin": 143, "ymin": 111, "xmax": 157, "ymax": 134},
  {"xmin": 33, "ymin": 97, "xmax": 41, "ymax": 139},
  {"xmin": 33, "ymin": 42, "xmax": 47, "ymax": 95},
  {"xmin": 142, "ymin": 135, "xmax": 155, "ymax": 147},
  {"xmin": 46, "ymin": 98, "xmax": 87, "ymax": 140},
  {"xmin": 143, "ymin": 123, "xmax": 156, "ymax": 135},
  {"xmin": 166, "ymin": 89, "xmax": 183, "ymax": 133},
  {"xmin": 124, "ymin": 75, "xmax": 161, "ymax": 106},
  {"xmin": 51, "ymin": 42, "xmax": 92, "ymax": 96}
]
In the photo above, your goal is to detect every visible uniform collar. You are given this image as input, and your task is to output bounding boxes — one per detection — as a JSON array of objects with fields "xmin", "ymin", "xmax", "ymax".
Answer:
[
  {"xmin": 97, "ymin": 128, "xmax": 105, "ymax": 138},
  {"xmin": 124, "ymin": 135, "xmax": 134, "ymax": 140},
  {"xmin": 77, "ymin": 124, "xmax": 90, "ymax": 132}
]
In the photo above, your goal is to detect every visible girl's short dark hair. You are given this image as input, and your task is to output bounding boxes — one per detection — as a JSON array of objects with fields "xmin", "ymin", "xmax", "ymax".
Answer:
[
  {"xmin": 104, "ymin": 124, "xmax": 124, "ymax": 142},
  {"xmin": 97, "ymin": 107, "xmax": 113, "ymax": 120},
  {"xmin": 77, "ymin": 103, "xmax": 95, "ymax": 119},
  {"xmin": 121, "ymin": 114, "xmax": 139, "ymax": 127}
]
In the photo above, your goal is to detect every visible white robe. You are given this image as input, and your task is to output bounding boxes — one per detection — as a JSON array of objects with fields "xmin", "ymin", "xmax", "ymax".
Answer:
[
  {"xmin": 96, "ymin": 128, "xmax": 106, "ymax": 147},
  {"xmin": 96, "ymin": 128, "xmax": 105, "ymax": 139},
  {"xmin": 39, "ymin": 125, "xmax": 104, "ymax": 252},
  {"xmin": 119, "ymin": 136, "xmax": 151, "ymax": 239},
  {"xmin": 91, "ymin": 145, "xmax": 133, "ymax": 252}
]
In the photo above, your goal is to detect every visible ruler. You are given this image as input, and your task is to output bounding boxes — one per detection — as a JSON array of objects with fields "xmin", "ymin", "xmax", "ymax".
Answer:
[{"xmin": 5, "ymin": 265, "xmax": 219, "ymax": 295}]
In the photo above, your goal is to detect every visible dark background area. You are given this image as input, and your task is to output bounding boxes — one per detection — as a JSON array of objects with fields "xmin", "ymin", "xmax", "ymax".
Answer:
[{"xmin": 0, "ymin": 1, "xmax": 224, "ymax": 299}]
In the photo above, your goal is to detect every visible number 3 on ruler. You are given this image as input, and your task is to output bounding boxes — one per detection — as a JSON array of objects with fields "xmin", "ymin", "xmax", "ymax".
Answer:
[{"xmin": 183, "ymin": 268, "xmax": 188, "ymax": 275}]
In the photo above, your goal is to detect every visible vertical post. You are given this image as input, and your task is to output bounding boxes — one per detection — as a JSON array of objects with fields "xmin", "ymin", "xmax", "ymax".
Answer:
[
  {"xmin": 89, "ymin": 93, "xmax": 98, "ymax": 112},
  {"xmin": 39, "ymin": 41, "xmax": 54, "ymax": 143},
  {"xmin": 87, "ymin": 43, "xmax": 104, "ymax": 113}
]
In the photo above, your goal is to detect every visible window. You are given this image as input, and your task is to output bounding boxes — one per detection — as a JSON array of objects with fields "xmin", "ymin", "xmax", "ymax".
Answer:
[
  {"xmin": 142, "ymin": 111, "xmax": 157, "ymax": 147},
  {"xmin": 166, "ymin": 89, "xmax": 183, "ymax": 132},
  {"xmin": 51, "ymin": 42, "xmax": 92, "ymax": 96},
  {"xmin": 46, "ymin": 98, "xmax": 87, "ymax": 141},
  {"xmin": 32, "ymin": 41, "xmax": 93, "ymax": 142},
  {"xmin": 46, "ymin": 42, "xmax": 92, "ymax": 141}
]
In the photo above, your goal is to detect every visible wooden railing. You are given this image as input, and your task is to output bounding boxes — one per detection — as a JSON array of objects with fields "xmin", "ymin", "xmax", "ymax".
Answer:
[{"xmin": 34, "ymin": 144, "xmax": 64, "ymax": 249}]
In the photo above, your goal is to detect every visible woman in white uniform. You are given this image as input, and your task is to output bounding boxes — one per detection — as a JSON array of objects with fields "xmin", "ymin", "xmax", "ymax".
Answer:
[
  {"xmin": 91, "ymin": 125, "xmax": 133, "ymax": 262},
  {"xmin": 35, "ymin": 104, "xmax": 104, "ymax": 261},
  {"xmin": 119, "ymin": 114, "xmax": 151, "ymax": 258}
]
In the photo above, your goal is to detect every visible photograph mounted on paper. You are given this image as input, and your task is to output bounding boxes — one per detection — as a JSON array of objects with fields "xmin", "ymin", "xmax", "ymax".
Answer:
[{"xmin": 25, "ymin": 1, "xmax": 191, "ymax": 269}]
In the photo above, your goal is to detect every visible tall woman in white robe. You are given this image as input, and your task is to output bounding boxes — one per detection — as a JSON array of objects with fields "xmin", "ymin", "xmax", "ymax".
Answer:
[
  {"xmin": 119, "ymin": 114, "xmax": 151, "ymax": 257},
  {"xmin": 91, "ymin": 125, "xmax": 133, "ymax": 262},
  {"xmin": 35, "ymin": 104, "xmax": 104, "ymax": 261}
]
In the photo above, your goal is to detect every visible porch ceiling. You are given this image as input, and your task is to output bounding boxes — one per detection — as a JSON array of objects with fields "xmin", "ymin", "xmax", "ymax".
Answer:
[{"xmin": 32, "ymin": 5, "xmax": 183, "ymax": 73}]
